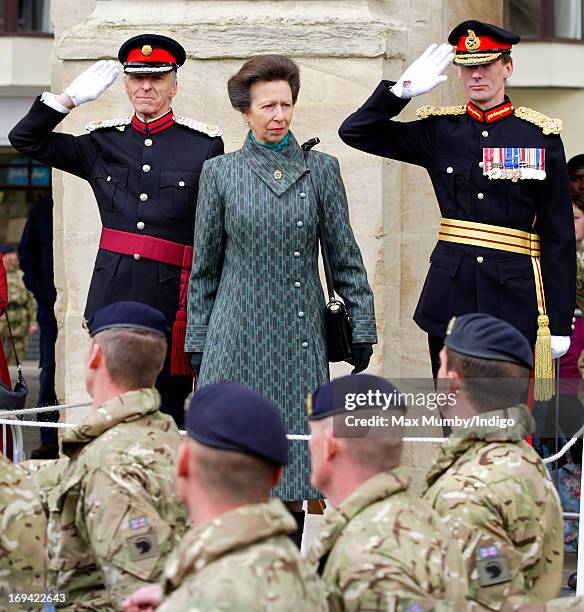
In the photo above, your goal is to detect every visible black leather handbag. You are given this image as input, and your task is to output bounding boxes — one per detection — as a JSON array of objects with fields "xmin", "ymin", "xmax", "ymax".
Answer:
[
  {"xmin": 0, "ymin": 302, "xmax": 28, "ymax": 411},
  {"xmin": 302, "ymin": 139, "xmax": 353, "ymax": 362}
]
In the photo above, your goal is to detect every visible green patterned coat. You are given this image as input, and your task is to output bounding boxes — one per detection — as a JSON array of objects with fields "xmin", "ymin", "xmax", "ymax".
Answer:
[
  {"xmin": 307, "ymin": 468, "xmax": 468, "ymax": 611},
  {"xmin": 423, "ymin": 405, "xmax": 563, "ymax": 610},
  {"xmin": 157, "ymin": 498, "xmax": 327, "ymax": 611},
  {"xmin": 28, "ymin": 388, "xmax": 189, "ymax": 611},
  {"xmin": 185, "ymin": 132, "xmax": 377, "ymax": 500},
  {"xmin": 0, "ymin": 453, "xmax": 47, "ymax": 610}
]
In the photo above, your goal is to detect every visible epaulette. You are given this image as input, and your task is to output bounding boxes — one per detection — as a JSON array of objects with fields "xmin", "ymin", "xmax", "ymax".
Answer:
[
  {"xmin": 85, "ymin": 117, "xmax": 131, "ymax": 132},
  {"xmin": 513, "ymin": 106, "xmax": 562, "ymax": 135},
  {"xmin": 174, "ymin": 116, "xmax": 223, "ymax": 137},
  {"xmin": 416, "ymin": 105, "xmax": 466, "ymax": 119}
]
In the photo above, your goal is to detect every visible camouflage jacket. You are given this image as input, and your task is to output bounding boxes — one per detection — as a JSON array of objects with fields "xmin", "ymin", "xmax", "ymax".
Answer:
[
  {"xmin": 307, "ymin": 468, "xmax": 468, "ymax": 611},
  {"xmin": 157, "ymin": 498, "xmax": 327, "ymax": 612},
  {"xmin": 0, "ymin": 453, "xmax": 47, "ymax": 611},
  {"xmin": 0, "ymin": 268, "xmax": 36, "ymax": 335},
  {"xmin": 37, "ymin": 388, "xmax": 189, "ymax": 611},
  {"xmin": 423, "ymin": 405, "xmax": 563, "ymax": 610}
]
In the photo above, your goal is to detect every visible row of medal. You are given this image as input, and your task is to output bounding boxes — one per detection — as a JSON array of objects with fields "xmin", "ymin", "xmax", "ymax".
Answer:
[{"xmin": 482, "ymin": 147, "xmax": 547, "ymax": 181}]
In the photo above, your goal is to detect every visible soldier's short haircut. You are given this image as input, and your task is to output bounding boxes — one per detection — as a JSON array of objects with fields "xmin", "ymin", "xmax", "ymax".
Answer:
[
  {"xmin": 343, "ymin": 436, "xmax": 402, "ymax": 473},
  {"xmin": 445, "ymin": 347, "xmax": 530, "ymax": 411},
  {"xmin": 190, "ymin": 439, "xmax": 278, "ymax": 503},
  {"xmin": 227, "ymin": 54, "xmax": 300, "ymax": 113},
  {"xmin": 94, "ymin": 328, "xmax": 167, "ymax": 389}
]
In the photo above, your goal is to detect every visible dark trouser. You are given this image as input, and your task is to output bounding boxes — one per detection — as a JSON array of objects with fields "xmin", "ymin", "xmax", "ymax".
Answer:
[
  {"xmin": 428, "ymin": 334, "xmax": 444, "ymax": 381},
  {"xmin": 156, "ymin": 356, "xmax": 192, "ymax": 429},
  {"xmin": 38, "ymin": 318, "xmax": 58, "ymax": 446}
]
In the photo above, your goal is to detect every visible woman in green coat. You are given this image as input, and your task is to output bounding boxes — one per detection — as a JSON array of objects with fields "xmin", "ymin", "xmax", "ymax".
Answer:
[{"xmin": 185, "ymin": 55, "xmax": 377, "ymax": 536}]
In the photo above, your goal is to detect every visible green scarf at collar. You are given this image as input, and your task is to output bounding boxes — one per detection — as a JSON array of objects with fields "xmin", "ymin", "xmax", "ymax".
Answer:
[{"xmin": 249, "ymin": 130, "xmax": 290, "ymax": 151}]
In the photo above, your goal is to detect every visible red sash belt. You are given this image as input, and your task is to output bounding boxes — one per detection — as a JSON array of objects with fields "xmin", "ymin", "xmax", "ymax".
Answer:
[{"xmin": 99, "ymin": 228, "xmax": 193, "ymax": 377}]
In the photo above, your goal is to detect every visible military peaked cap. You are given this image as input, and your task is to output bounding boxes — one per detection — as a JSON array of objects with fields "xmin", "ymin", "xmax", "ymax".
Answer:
[
  {"xmin": 448, "ymin": 20, "xmax": 520, "ymax": 66},
  {"xmin": 118, "ymin": 34, "xmax": 186, "ymax": 74}
]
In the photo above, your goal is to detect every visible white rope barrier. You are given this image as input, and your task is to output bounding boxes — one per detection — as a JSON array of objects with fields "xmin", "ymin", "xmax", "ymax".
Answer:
[{"xmin": 0, "ymin": 401, "xmax": 91, "ymax": 417}]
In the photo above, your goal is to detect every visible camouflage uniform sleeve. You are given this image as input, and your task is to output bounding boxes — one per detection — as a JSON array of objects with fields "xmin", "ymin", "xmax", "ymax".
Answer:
[
  {"xmin": 435, "ymin": 482, "xmax": 532, "ymax": 608},
  {"xmin": 19, "ymin": 458, "xmax": 69, "ymax": 517},
  {"xmin": 79, "ymin": 466, "xmax": 175, "ymax": 611}
]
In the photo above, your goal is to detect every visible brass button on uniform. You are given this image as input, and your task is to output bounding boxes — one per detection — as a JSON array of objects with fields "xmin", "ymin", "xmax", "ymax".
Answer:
[
  {"xmin": 133, "ymin": 254, "xmax": 141, "ymax": 261},
  {"xmin": 446, "ymin": 167, "xmax": 453, "ymax": 174},
  {"xmin": 142, "ymin": 164, "xmax": 151, "ymax": 172},
  {"xmin": 178, "ymin": 180, "xmax": 186, "ymax": 188},
  {"xmin": 482, "ymin": 130, "xmax": 489, "ymax": 137},
  {"xmin": 145, "ymin": 138, "xmax": 153, "ymax": 147},
  {"xmin": 476, "ymin": 256, "xmax": 484, "ymax": 263},
  {"xmin": 106, "ymin": 176, "xmax": 112, "ymax": 182},
  {"xmin": 140, "ymin": 193, "xmax": 148, "ymax": 202},
  {"xmin": 477, "ymin": 193, "xmax": 484, "ymax": 200},
  {"xmin": 479, "ymin": 161, "xmax": 484, "ymax": 168},
  {"xmin": 137, "ymin": 221, "xmax": 145, "ymax": 230}
]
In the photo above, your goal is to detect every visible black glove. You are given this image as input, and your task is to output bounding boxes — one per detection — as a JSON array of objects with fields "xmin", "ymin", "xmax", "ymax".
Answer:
[
  {"xmin": 349, "ymin": 343, "xmax": 373, "ymax": 374},
  {"xmin": 190, "ymin": 352, "xmax": 203, "ymax": 376}
]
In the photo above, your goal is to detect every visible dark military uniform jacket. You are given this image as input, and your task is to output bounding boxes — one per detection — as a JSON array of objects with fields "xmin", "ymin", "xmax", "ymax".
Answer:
[
  {"xmin": 9, "ymin": 98, "xmax": 224, "ymax": 324},
  {"xmin": 339, "ymin": 82, "xmax": 575, "ymax": 341}
]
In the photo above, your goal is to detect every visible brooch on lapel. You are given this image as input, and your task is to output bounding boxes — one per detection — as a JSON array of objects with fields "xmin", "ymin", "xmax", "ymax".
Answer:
[
  {"xmin": 273, "ymin": 169, "xmax": 283, "ymax": 180},
  {"xmin": 482, "ymin": 147, "xmax": 546, "ymax": 181}
]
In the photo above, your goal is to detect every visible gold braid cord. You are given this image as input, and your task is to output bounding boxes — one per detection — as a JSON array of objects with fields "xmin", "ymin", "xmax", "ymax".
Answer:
[
  {"xmin": 514, "ymin": 107, "xmax": 563, "ymax": 135},
  {"xmin": 416, "ymin": 105, "xmax": 466, "ymax": 119}
]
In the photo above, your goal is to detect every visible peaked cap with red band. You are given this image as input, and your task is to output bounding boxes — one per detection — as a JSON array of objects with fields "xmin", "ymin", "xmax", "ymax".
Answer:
[
  {"xmin": 448, "ymin": 20, "xmax": 520, "ymax": 66},
  {"xmin": 118, "ymin": 34, "xmax": 186, "ymax": 74}
]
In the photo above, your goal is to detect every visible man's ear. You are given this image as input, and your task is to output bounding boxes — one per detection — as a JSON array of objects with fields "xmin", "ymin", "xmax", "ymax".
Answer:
[
  {"xmin": 503, "ymin": 58, "xmax": 514, "ymax": 79},
  {"xmin": 448, "ymin": 368, "xmax": 462, "ymax": 395},
  {"xmin": 87, "ymin": 342, "xmax": 102, "ymax": 370},
  {"xmin": 271, "ymin": 465, "xmax": 283, "ymax": 488},
  {"xmin": 177, "ymin": 440, "xmax": 190, "ymax": 478},
  {"xmin": 324, "ymin": 427, "xmax": 339, "ymax": 460}
]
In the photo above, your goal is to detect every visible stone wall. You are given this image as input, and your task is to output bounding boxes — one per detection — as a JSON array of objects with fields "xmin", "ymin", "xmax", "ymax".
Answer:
[{"xmin": 50, "ymin": 0, "xmax": 501, "ymax": 483}]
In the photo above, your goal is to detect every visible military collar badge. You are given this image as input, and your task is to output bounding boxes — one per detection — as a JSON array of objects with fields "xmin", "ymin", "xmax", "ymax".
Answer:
[
  {"xmin": 466, "ymin": 100, "xmax": 514, "ymax": 124},
  {"xmin": 131, "ymin": 109, "xmax": 175, "ymax": 135}
]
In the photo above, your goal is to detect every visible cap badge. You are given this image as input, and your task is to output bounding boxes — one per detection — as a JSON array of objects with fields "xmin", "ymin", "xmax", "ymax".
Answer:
[
  {"xmin": 273, "ymin": 169, "xmax": 283, "ymax": 180},
  {"xmin": 141, "ymin": 45, "xmax": 153, "ymax": 57},
  {"xmin": 465, "ymin": 29, "xmax": 481, "ymax": 51},
  {"xmin": 446, "ymin": 316, "xmax": 457, "ymax": 336},
  {"xmin": 306, "ymin": 394, "xmax": 313, "ymax": 417}
]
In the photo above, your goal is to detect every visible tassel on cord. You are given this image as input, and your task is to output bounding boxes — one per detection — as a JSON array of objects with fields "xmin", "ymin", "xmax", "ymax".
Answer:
[
  {"xmin": 534, "ymin": 314, "xmax": 555, "ymax": 401},
  {"xmin": 171, "ymin": 310, "xmax": 192, "ymax": 377}
]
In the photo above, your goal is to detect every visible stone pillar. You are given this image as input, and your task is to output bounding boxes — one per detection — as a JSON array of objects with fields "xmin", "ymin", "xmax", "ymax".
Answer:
[{"xmin": 51, "ymin": 0, "xmax": 501, "ymax": 480}]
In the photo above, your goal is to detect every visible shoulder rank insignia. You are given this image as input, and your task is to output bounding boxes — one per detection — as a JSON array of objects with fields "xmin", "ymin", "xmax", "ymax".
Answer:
[
  {"xmin": 85, "ymin": 117, "xmax": 131, "ymax": 132},
  {"xmin": 174, "ymin": 116, "xmax": 223, "ymax": 137},
  {"xmin": 514, "ymin": 106, "xmax": 562, "ymax": 135},
  {"xmin": 416, "ymin": 105, "xmax": 466, "ymax": 119}
]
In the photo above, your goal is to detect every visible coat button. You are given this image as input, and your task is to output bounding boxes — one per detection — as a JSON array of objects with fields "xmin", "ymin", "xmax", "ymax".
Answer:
[
  {"xmin": 297, "ymin": 221, "xmax": 304, "ymax": 228},
  {"xmin": 482, "ymin": 130, "xmax": 488, "ymax": 137},
  {"xmin": 478, "ymin": 161, "xmax": 484, "ymax": 168},
  {"xmin": 140, "ymin": 193, "xmax": 149, "ymax": 202},
  {"xmin": 446, "ymin": 167, "xmax": 453, "ymax": 174},
  {"xmin": 133, "ymin": 254, "xmax": 141, "ymax": 261},
  {"xmin": 145, "ymin": 138, "xmax": 153, "ymax": 146},
  {"xmin": 302, "ymin": 341, "xmax": 309, "ymax": 348},
  {"xmin": 476, "ymin": 256, "xmax": 484, "ymax": 263},
  {"xmin": 477, "ymin": 193, "xmax": 484, "ymax": 200},
  {"xmin": 142, "ymin": 164, "xmax": 151, "ymax": 172},
  {"xmin": 294, "ymin": 281, "xmax": 301, "ymax": 288},
  {"xmin": 178, "ymin": 181, "xmax": 186, "ymax": 188},
  {"xmin": 299, "ymin": 192, "xmax": 306, "ymax": 198},
  {"xmin": 298, "ymin": 311, "xmax": 305, "ymax": 318},
  {"xmin": 137, "ymin": 221, "xmax": 145, "ymax": 230},
  {"xmin": 106, "ymin": 176, "xmax": 112, "ymax": 182},
  {"xmin": 293, "ymin": 251, "xmax": 300, "ymax": 258}
]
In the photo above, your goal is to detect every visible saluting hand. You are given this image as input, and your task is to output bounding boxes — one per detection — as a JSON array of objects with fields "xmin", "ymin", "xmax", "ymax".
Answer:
[
  {"xmin": 62, "ymin": 60, "xmax": 120, "ymax": 108},
  {"xmin": 391, "ymin": 43, "xmax": 454, "ymax": 99}
]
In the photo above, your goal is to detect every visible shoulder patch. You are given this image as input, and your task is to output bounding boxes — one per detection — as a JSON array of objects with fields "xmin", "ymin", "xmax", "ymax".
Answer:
[
  {"xmin": 174, "ymin": 116, "xmax": 223, "ymax": 137},
  {"xmin": 416, "ymin": 105, "xmax": 466, "ymax": 119},
  {"xmin": 85, "ymin": 117, "xmax": 131, "ymax": 132},
  {"xmin": 514, "ymin": 106, "xmax": 562, "ymax": 135}
]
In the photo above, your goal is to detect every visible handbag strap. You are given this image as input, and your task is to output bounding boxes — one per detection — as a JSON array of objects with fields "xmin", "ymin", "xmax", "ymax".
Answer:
[
  {"xmin": 302, "ymin": 140, "xmax": 335, "ymax": 301},
  {"xmin": 0, "ymin": 299, "xmax": 22, "ymax": 372}
]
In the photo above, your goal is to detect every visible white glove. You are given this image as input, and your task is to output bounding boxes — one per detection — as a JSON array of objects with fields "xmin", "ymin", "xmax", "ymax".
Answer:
[
  {"xmin": 64, "ymin": 60, "xmax": 119, "ymax": 107},
  {"xmin": 391, "ymin": 43, "xmax": 454, "ymax": 99},
  {"xmin": 551, "ymin": 335, "xmax": 570, "ymax": 359}
]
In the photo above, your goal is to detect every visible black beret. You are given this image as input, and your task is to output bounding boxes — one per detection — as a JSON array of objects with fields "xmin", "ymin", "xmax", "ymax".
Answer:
[
  {"xmin": 308, "ymin": 374, "xmax": 404, "ymax": 421},
  {"xmin": 568, "ymin": 154, "xmax": 584, "ymax": 175},
  {"xmin": 445, "ymin": 313, "xmax": 533, "ymax": 370},
  {"xmin": 186, "ymin": 383, "xmax": 288, "ymax": 466},
  {"xmin": 118, "ymin": 34, "xmax": 186, "ymax": 74},
  {"xmin": 85, "ymin": 301, "xmax": 170, "ymax": 343},
  {"xmin": 448, "ymin": 20, "xmax": 520, "ymax": 66}
]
